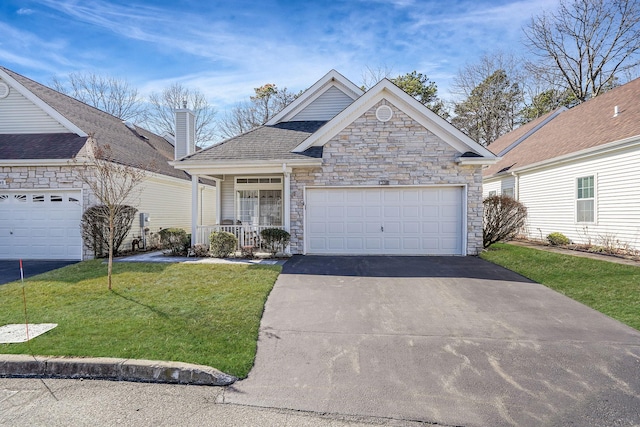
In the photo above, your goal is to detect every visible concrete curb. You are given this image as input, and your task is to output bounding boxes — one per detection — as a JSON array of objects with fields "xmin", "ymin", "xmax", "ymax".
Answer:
[{"xmin": 0, "ymin": 354, "xmax": 236, "ymax": 386}]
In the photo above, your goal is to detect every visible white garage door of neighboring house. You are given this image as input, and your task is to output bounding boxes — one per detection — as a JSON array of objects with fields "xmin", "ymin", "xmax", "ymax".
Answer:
[
  {"xmin": 305, "ymin": 186, "xmax": 464, "ymax": 255},
  {"xmin": 0, "ymin": 191, "xmax": 83, "ymax": 260}
]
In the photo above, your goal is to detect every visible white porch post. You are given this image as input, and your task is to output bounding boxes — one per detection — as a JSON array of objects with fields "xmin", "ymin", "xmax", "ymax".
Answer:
[
  {"xmin": 283, "ymin": 166, "xmax": 291, "ymax": 254},
  {"xmin": 191, "ymin": 174, "xmax": 199, "ymax": 246},
  {"xmin": 214, "ymin": 178, "xmax": 222, "ymax": 225}
]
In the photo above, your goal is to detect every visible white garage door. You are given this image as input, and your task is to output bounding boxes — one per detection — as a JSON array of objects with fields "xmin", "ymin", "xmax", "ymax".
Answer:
[
  {"xmin": 0, "ymin": 191, "xmax": 82, "ymax": 260},
  {"xmin": 305, "ymin": 187, "xmax": 464, "ymax": 255}
]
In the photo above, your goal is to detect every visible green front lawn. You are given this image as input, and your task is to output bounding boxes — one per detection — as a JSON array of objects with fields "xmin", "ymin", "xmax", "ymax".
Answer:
[
  {"xmin": 0, "ymin": 260, "xmax": 281, "ymax": 378},
  {"xmin": 481, "ymin": 243, "xmax": 640, "ymax": 331}
]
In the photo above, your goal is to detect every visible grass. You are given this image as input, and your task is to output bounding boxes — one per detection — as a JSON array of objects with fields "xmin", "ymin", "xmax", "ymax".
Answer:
[
  {"xmin": 481, "ymin": 243, "xmax": 640, "ymax": 331},
  {"xmin": 0, "ymin": 260, "xmax": 281, "ymax": 378}
]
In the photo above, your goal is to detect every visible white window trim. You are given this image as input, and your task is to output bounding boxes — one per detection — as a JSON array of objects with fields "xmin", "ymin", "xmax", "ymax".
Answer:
[
  {"xmin": 233, "ymin": 176, "xmax": 284, "ymax": 224},
  {"xmin": 575, "ymin": 174, "xmax": 597, "ymax": 225}
]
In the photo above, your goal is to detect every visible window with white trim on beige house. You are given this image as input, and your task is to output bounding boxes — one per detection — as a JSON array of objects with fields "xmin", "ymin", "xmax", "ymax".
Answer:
[
  {"xmin": 235, "ymin": 177, "xmax": 283, "ymax": 226},
  {"xmin": 576, "ymin": 175, "xmax": 595, "ymax": 223}
]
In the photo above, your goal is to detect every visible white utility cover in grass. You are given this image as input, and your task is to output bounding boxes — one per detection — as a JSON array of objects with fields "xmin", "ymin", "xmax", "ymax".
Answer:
[
  {"xmin": 305, "ymin": 187, "xmax": 464, "ymax": 255},
  {"xmin": 0, "ymin": 191, "xmax": 82, "ymax": 260},
  {"xmin": 0, "ymin": 323, "xmax": 58, "ymax": 343}
]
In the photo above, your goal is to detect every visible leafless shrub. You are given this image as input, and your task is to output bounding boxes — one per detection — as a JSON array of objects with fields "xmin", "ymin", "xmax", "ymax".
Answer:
[
  {"xmin": 81, "ymin": 205, "xmax": 137, "ymax": 257},
  {"xmin": 483, "ymin": 195, "xmax": 528, "ymax": 248}
]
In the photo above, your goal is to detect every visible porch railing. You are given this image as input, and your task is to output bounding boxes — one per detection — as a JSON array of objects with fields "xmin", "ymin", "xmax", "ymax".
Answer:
[{"xmin": 196, "ymin": 225, "xmax": 285, "ymax": 251}]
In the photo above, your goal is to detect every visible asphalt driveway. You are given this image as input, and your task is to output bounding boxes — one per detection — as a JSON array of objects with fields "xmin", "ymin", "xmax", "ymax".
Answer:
[
  {"xmin": 0, "ymin": 260, "xmax": 78, "ymax": 285},
  {"xmin": 224, "ymin": 255, "xmax": 640, "ymax": 427}
]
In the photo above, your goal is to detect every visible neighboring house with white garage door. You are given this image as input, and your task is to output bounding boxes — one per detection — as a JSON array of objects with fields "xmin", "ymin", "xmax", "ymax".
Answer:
[
  {"xmin": 0, "ymin": 66, "xmax": 216, "ymax": 260},
  {"xmin": 172, "ymin": 70, "xmax": 497, "ymax": 256},
  {"xmin": 483, "ymin": 77, "xmax": 640, "ymax": 250}
]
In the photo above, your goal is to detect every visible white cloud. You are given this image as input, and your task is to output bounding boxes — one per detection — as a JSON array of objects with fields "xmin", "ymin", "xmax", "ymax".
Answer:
[{"xmin": 17, "ymin": 8, "xmax": 35, "ymax": 15}]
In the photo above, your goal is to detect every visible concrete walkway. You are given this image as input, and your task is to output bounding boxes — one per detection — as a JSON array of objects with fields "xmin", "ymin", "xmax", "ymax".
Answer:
[{"xmin": 224, "ymin": 255, "xmax": 640, "ymax": 427}]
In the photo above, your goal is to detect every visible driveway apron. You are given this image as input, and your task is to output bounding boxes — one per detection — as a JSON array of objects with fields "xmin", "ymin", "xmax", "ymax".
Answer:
[{"xmin": 224, "ymin": 256, "xmax": 640, "ymax": 426}]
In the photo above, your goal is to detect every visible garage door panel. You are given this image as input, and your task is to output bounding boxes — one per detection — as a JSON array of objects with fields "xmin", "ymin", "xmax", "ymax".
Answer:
[
  {"xmin": 327, "ymin": 206, "xmax": 344, "ymax": 217},
  {"xmin": 364, "ymin": 191, "xmax": 381, "ymax": 203},
  {"xmin": 0, "ymin": 191, "xmax": 82, "ymax": 260},
  {"xmin": 327, "ymin": 238, "xmax": 345, "ymax": 250},
  {"xmin": 365, "ymin": 223, "xmax": 380, "ymax": 233},
  {"xmin": 306, "ymin": 187, "xmax": 463, "ymax": 255},
  {"xmin": 383, "ymin": 222, "xmax": 401, "ymax": 233},
  {"xmin": 383, "ymin": 206, "xmax": 400, "ymax": 218},
  {"xmin": 346, "ymin": 206, "xmax": 363, "ymax": 217},
  {"xmin": 365, "ymin": 238, "xmax": 382, "ymax": 249},
  {"xmin": 402, "ymin": 206, "xmax": 419, "ymax": 217},
  {"xmin": 346, "ymin": 222, "xmax": 363, "ymax": 233},
  {"xmin": 346, "ymin": 238, "xmax": 363, "ymax": 249},
  {"xmin": 327, "ymin": 222, "xmax": 344, "ymax": 233},
  {"xmin": 402, "ymin": 221, "xmax": 420, "ymax": 233},
  {"xmin": 365, "ymin": 206, "xmax": 381, "ymax": 217}
]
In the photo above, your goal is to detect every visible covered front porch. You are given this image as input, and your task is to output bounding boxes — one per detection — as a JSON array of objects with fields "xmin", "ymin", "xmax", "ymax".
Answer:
[{"xmin": 188, "ymin": 163, "xmax": 294, "ymax": 252}]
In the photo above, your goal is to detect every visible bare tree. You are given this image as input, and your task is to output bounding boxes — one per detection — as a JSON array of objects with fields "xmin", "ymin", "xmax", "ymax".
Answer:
[
  {"xmin": 145, "ymin": 83, "xmax": 217, "ymax": 145},
  {"xmin": 74, "ymin": 138, "xmax": 147, "ymax": 290},
  {"xmin": 217, "ymin": 84, "xmax": 298, "ymax": 139},
  {"xmin": 524, "ymin": 0, "xmax": 640, "ymax": 102},
  {"xmin": 52, "ymin": 72, "xmax": 146, "ymax": 122},
  {"xmin": 360, "ymin": 64, "xmax": 394, "ymax": 90}
]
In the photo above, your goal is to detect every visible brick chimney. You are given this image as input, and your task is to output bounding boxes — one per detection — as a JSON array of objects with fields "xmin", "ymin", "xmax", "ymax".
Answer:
[{"xmin": 174, "ymin": 106, "xmax": 195, "ymax": 160}]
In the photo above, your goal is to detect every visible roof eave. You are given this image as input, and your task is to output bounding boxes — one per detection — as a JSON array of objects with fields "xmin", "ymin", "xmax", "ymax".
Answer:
[
  {"xmin": 506, "ymin": 134, "xmax": 640, "ymax": 175},
  {"xmin": 170, "ymin": 158, "xmax": 322, "ymax": 174},
  {"xmin": 0, "ymin": 159, "xmax": 75, "ymax": 166},
  {"xmin": 456, "ymin": 157, "xmax": 501, "ymax": 166}
]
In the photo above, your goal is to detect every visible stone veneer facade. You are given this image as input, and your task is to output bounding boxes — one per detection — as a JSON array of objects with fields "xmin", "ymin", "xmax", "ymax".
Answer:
[
  {"xmin": 0, "ymin": 165, "xmax": 98, "ymax": 259},
  {"xmin": 289, "ymin": 100, "xmax": 484, "ymax": 255}
]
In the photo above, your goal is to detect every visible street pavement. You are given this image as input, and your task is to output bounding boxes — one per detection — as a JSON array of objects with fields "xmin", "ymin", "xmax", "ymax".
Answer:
[
  {"xmin": 0, "ymin": 378, "xmax": 430, "ymax": 426},
  {"xmin": 224, "ymin": 255, "xmax": 640, "ymax": 426}
]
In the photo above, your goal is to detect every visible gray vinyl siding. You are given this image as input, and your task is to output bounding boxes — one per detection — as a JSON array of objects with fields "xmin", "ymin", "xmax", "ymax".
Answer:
[
  {"xmin": 0, "ymin": 77, "xmax": 69, "ymax": 134},
  {"xmin": 291, "ymin": 86, "xmax": 354, "ymax": 121}
]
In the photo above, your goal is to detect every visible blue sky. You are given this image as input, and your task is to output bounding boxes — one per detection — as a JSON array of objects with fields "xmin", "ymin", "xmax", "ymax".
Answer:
[{"xmin": 0, "ymin": 0, "xmax": 558, "ymax": 113}]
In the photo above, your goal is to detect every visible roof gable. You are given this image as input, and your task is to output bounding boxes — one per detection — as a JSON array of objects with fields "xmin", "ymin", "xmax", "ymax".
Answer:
[
  {"xmin": 265, "ymin": 70, "xmax": 363, "ymax": 125},
  {"xmin": 0, "ymin": 66, "xmax": 189, "ymax": 181},
  {"xmin": 0, "ymin": 68, "xmax": 87, "ymax": 137},
  {"xmin": 293, "ymin": 78, "xmax": 497, "ymax": 161},
  {"xmin": 484, "ymin": 77, "xmax": 640, "ymax": 177}
]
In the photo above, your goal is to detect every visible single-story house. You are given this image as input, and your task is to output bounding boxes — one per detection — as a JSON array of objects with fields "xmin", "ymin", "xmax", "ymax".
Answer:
[
  {"xmin": 0, "ymin": 66, "xmax": 216, "ymax": 260},
  {"xmin": 483, "ymin": 77, "xmax": 640, "ymax": 250},
  {"xmin": 172, "ymin": 70, "xmax": 497, "ymax": 256}
]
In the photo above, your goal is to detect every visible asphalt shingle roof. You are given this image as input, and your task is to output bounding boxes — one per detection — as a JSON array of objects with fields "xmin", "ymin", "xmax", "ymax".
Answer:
[
  {"xmin": 0, "ymin": 133, "xmax": 87, "ymax": 159},
  {"xmin": 181, "ymin": 121, "xmax": 327, "ymax": 162},
  {"xmin": 484, "ymin": 78, "xmax": 640, "ymax": 177},
  {"xmin": 1, "ymin": 66, "xmax": 189, "ymax": 181}
]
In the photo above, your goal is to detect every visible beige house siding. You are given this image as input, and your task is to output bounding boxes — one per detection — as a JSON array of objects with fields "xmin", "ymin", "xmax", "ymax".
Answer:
[
  {"xmin": 0, "ymin": 165, "xmax": 214, "ymax": 259},
  {"xmin": 289, "ymin": 100, "xmax": 484, "ymax": 255},
  {"xmin": 0, "ymin": 77, "xmax": 70, "ymax": 134}
]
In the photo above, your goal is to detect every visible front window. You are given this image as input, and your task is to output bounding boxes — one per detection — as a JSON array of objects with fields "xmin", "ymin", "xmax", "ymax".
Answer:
[
  {"xmin": 235, "ymin": 177, "xmax": 282, "ymax": 226},
  {"xmin": 576, "ymin": 175, "xmax": 595, "ymax": 223},
  {"xmin": 502, "ymin": 188, "xmax": 514, "ymax": 197}
]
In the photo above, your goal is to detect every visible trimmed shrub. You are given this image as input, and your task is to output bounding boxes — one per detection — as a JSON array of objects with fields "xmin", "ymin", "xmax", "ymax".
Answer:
[
  {"xmin": 547, "ymin": 232, "xmax": 570, "ymax": 246},
  {"xmin": 260, "ymin": 228, "xmax": 291, "ymax": 257},
  {"xmin": 158, "ymin": 228, "xmax": 190, "ymax": 256},
  {"xmin": 189, "ymin": 243, "xmax": 210, "ymax": 257},
  {"xmin": 483, "ymin": 195, "xmax": 527, "ymax": 248},
  {"xmin": 210, "ymin": 231, "xmax": 238, "ymax": 258},
  {"xmin": 81, "ymin": 204, "xmax": 137, "ymax": 257}
]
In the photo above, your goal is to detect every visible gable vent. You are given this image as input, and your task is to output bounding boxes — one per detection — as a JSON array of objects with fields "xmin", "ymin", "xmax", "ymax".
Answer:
[
  {"xmin": 0, "ymin": 82, "xmax": 9, "ymax": 99},
  {"xmin": 376, "ymin": 105, "xmax": 393, "ymax": 122}
]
